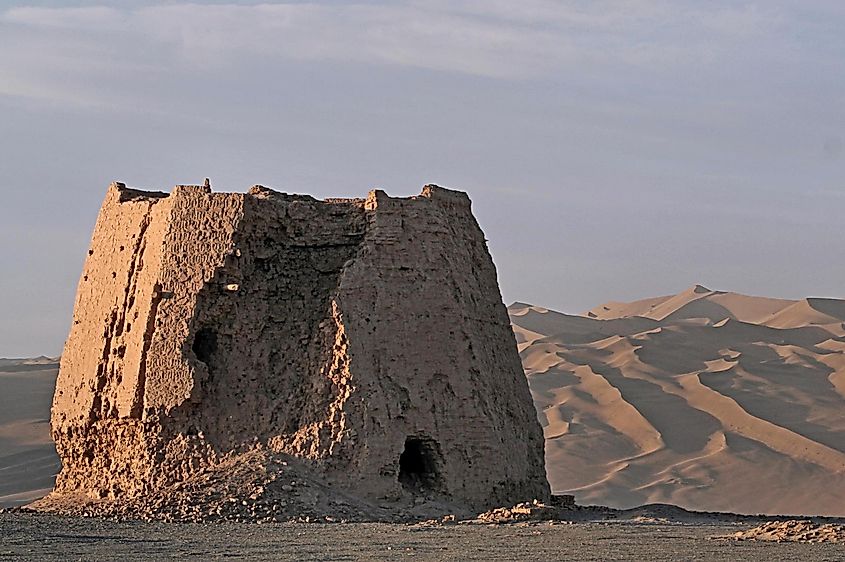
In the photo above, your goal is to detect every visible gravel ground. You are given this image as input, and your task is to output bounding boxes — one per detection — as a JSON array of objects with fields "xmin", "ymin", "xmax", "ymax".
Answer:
[{"xmin": 2, "ymin": 513, "xmax": 844, "ymax": 561}]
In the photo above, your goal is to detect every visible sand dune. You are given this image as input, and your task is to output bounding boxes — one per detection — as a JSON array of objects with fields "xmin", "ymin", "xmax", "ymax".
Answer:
[
  {"xmin": 764, "ymin": 298, "xmax": 845, "ymax": 331},
  {"xmin": 514, "ymin": 286, "xmax": 845, "ymax": 516},
  {"xmin": 0, "ymin": 359, "xmax": 60, "ymax": 508}
]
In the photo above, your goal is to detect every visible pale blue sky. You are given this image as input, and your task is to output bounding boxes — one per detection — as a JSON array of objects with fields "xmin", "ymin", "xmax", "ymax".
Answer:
[{"xmin": 1, "ymin": 1, "xmax": 843, "ymax": 356}]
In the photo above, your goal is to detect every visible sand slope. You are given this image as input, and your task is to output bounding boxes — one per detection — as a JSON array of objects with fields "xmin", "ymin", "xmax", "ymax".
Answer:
[
  {"xmin": 0, "ymin": 358, "xmax": 60, "ymax": 508},
  {"xmin": 513, "ymin": 286, "xmax": 845, "ymax": 516}
]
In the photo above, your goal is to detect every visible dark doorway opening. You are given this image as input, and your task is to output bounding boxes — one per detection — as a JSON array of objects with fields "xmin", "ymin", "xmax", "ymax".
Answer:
[
  {"xmin": 192, "ymin": 328, "xmax": 217, "ymax": 364},
  {"xmin": 398, "ymin": 436, "xmax": 443, "ymax": 493}
]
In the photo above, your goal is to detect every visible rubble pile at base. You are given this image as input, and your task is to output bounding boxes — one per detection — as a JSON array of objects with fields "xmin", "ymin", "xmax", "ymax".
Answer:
[{"xmin": 28, "ymin": 449, "xmax": 482, "ymax": 524}]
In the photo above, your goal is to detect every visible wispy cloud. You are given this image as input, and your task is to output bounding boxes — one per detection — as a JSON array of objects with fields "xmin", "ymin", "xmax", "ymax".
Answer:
[
  {"xmin": 0, "ymin": 1, "xmax": 797, "ymax": 107},
  {"xmin": 4, "ymin": 5, "xmax": 125, "ymax": 29}
]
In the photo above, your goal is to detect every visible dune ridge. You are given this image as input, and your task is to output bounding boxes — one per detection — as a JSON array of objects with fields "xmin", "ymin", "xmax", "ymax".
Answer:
[{"xmin": 514, "ymin": 286, "xmax": 845, "ymax": 516}]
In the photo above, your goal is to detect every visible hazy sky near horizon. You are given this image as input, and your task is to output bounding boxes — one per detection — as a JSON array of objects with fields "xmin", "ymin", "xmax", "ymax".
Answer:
[{"xmin": 1, "ymin": 0, "xmax": 844, "ymax": 356}]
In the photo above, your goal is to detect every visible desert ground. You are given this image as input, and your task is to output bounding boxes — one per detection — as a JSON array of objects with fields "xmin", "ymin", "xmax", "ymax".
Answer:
[
  {"xmin": 512, "ymin": 285, "xmax": 845, "ymax": 516},
  {"xmin": 0, "ymin": 357, "xmax": 60, "ymax": 508},
  {"xmin": 3, "ymin": 512, "xmax": 845, "ymax": 561}
]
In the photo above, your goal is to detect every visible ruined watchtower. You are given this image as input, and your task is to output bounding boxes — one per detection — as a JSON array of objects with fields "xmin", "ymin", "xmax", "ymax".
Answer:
[{"xmin": 45, "ymin": 182, "xmax": 549, "ymax": 514}]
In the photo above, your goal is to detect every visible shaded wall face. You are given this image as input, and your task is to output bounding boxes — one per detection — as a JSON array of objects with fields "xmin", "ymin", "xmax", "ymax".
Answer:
[{"xmin": 180, "ymin": 194, "xmax": 368, "ymax": 454}]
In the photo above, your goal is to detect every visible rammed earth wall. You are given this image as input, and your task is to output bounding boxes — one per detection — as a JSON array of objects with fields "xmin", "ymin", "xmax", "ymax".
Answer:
[{"xmin": 49, "ymin": 182, "xmax": 549, "ymax": 510}]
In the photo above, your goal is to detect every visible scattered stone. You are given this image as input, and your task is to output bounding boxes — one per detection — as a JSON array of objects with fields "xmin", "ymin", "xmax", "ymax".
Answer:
[
  {"xmin": 551, "ymin": 494, "xmax": 575, "ymax": 507},
  {"xmin": 475, "ymin": 501, "xmax": 563, "ymax": 524},
  {"xmin": 727, "ymin": 520, "xmax": 845, "ymax": 543}
]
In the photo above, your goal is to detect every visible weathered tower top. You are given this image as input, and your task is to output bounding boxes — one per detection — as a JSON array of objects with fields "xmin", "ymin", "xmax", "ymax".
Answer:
[{"xmin": 40, "ymin": 181, "xmax": 549, "ymax": 520}]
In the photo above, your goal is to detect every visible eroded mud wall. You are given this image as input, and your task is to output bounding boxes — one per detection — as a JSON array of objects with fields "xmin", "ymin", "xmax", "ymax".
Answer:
[{"xmin": 50, "ymin": 182, "xmax": 549, "ymax": 509}]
